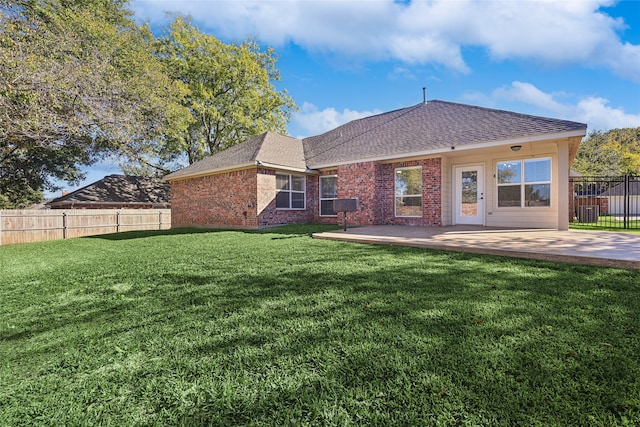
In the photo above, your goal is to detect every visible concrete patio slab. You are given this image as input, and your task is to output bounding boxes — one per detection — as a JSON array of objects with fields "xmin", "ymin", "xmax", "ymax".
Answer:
[{"xmin": 312, "ymin": 226, "xmax": 640, "ymax": 269}]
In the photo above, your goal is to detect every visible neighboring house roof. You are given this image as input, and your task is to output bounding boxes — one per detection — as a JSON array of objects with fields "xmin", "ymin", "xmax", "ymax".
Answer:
[
  {"xmin": 600, "ymin": 180, "xmax": 640, "ymax": 197},
  {"xmin": 165, "ymin": 100, "xmax": 587, "ymax": 181},
  {"xmin": 46, "ymin": 175, "xmax": 170, "ymax": 207},
  {"xmin": 164, "ymin": 132, "xmax": 306, "ymax": 181},
  {"xmin": 26, "ymin": 199, "xmax": 54, "ymax": 210}
]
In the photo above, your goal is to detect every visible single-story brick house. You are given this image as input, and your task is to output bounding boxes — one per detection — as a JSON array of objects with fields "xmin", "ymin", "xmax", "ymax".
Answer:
[
  {"xmin": 164, "ymin": 100, "xmax": 587, "ymax": 230},
  {"xmin": 46, "ymin": 174, "xmax": 170, "ymax": 209}
]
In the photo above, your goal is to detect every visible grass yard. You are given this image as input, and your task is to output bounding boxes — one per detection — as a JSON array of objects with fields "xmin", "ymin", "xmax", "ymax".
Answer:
[
  {"xmin": 570, "ymin": 216, "xmax": 640, "ymax": 233},
  {"xmin": 1, "ymin": 225, "xmax": 639, "ymax": 426}
]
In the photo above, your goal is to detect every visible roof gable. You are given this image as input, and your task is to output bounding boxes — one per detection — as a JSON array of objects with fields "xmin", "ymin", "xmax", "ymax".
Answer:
[{"xmin": 164, "ymin": 132, "xmax": 305, "ymax": 181}]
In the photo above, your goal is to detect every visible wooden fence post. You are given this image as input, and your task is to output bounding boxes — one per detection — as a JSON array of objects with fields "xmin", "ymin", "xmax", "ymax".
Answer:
[
  {"xmin": 158, "ymin": 211, "xmax": 162, "ymax": 230},
  {"xmin": 0, "ymin": 211, "xmax": 3, "ymax": 246},
  {"xmin": 116, "ymin": 211, "xmax": 120, "ymax": 233}
]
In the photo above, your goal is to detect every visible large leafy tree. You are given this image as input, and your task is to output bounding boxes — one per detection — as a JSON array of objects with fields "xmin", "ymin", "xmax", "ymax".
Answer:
[
  {"xmin": 573, "ymin": 128, "xmax": 640, "ymax": 177},
  {"xmin": 156, "ymin": 16, "xmax": 297, "ymax": 165},
  {"xmin": 0, "ymin": 0, "xmax": 187, "ymax": 208},
  {"xmin": 1, "ymin": 5, "xmax": 295, "ymax": 208},
  {"xmin": 572, "ymin": 130, "xmax": 623, "ymax": 177},
  {"xmin": 608, "ymin": 127, "xmax": 640, "ymax": 175}
]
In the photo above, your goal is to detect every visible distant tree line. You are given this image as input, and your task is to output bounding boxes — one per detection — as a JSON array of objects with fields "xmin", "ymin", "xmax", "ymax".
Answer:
[
  {"xmin": 572, "ymin": 127, "xmax": 640, "ymax": 177},
  {"xmin": 0, "ymin": 0, "xmax": 296, "ymax": 208}
]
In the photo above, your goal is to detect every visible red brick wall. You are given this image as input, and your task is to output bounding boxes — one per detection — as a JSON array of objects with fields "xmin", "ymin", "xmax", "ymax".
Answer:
[
  {"xmin": 171, "ymin": 158, "xmax": 443, "ymax": 229},
  {"xmin": 170, "ymin": 169, "xmax": 258, "ymax": 228},
  {"xmin": 335, "ymin": 162, "xmax": 384, "ymax": 226},
  {"xmin": 323, "ymin": 159, "xmax": 442, "ymax": 227},
  {"xmin": 171, "ymin": 168, "xmax": 318, "ymax": 229}
]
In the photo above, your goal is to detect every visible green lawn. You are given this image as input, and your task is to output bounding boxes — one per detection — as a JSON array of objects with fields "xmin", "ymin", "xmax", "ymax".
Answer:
[
  {"xmin": 1, "ymin": 225, "xmax": 639, "ymax": 426},
  {"xmin": 571, "ymin": 215, "xmax": 640, "ymax": 232}
]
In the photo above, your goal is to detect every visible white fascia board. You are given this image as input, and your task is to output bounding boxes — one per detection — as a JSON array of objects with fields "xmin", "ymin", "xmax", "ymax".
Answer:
[
  {"xmin": 163, "ymin": 162, "xmax": 257, "ymax": 182},
  {"xmin": 164, "ymin": 161, "xmax": 318, "ymax": 182},
  {"xmin": 255, "ymin": 161, "xmax": 319, "ymax": 175},
  {"xmin": 309, "ymin": 129, "xmax": 587, "ymax": 169}
]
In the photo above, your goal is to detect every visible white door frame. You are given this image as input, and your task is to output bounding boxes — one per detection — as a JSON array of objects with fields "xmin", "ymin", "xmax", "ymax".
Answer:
[{"xmin": 454, "ymin": 164, "xmax": 485, "ymax": 225}]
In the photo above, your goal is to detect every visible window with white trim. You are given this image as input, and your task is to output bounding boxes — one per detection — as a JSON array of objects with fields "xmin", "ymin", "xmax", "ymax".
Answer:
[
  {"xmin": 497, "ymin": 158, "xmax": 551, "ymax": 207},
  {"xmin": 320, "ymin": 175, "xmax": 338, "ymax": 216},
  {"xmin": 395, "ymin": 166, "xmax": 422, "ymax": 217},
  {"xmin": 276, "ymin": 174, "xmax": 306, "ymax": 209}
]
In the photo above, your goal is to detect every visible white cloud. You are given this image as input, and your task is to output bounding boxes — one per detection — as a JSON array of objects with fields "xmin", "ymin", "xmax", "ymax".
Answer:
[
  {"xmin": 573, "ymin": 97, "xmax": 640, "ymax": 131},
  {"xmin": 493, "ymin": 81, "xmax": 570, "ymax": 116},
  {"xmin": 492, "ymin": 81, "xmax": 640, "ymax": 131},
  {"xmin": 293, "ymin": 102, "xmax": 382, "ymax": 136},
  {"xmin": 132, "ymin": 0, "xmax": 640, "ymax": 81}
]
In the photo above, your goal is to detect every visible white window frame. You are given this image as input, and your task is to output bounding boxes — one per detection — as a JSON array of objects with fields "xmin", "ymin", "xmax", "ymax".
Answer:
[
  {"xmin": 276, "ymin": 174, "xmax": 306, "ymax": 210},
  {"xmin": 395, "ymin": 166, "xmax": 423, "ymax": 217},
  {"xmin": 496, "ymin": 157, "xmax": 552, "ymax": 208},
  {"xmin": 319, "ymin": 175, "xmax": 338, "ymax": 217}
]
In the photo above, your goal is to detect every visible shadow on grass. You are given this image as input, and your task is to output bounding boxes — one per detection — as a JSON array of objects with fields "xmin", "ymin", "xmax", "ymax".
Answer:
[
  {"xmin": 84, "ymin": 224, "xmax": 343, "ymax": 241},
  {"xmin": 151, "ymin": 259, "xmax": 639, "ymax": 425}
]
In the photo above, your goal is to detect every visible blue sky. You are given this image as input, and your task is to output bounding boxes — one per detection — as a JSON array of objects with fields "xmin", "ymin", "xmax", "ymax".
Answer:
[{"xmin": 54, "ymin": 0, "xmax": 640, "ymax": 196}]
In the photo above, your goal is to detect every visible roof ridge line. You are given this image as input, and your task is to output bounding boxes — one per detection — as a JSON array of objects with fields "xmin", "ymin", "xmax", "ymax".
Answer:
[{"xmin": 251, "ymin": 132, "xmax": 270, "ymax": 162}]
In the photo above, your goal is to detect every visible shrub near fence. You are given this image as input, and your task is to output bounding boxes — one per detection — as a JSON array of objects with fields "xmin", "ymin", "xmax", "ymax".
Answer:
[{"xmin": 0, "ymin": 209, "xmax": 171, "ymax": 246}]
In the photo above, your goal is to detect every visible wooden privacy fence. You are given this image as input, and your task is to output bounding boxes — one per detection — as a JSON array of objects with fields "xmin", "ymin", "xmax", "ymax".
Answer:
[{"xmin": 0, "ymin": 209, "xmax": 171, "ymax": 246}]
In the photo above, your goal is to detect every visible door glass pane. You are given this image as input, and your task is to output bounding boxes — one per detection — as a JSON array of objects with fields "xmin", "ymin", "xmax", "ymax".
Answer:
[{"xmin": 461, "ymin": 171, "xmax": 477, "ymax": 217}]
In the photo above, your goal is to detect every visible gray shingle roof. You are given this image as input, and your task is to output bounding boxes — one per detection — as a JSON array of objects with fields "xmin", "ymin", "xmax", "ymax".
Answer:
[
  {"xmin": 164, "ymin": 100, "xmax": 587, "ymax": 180},
  {"xmin": 600, "ymin": 180, "xmax": 640, "ymax": 197},
  {"xmin": 46, "ymin": 175, "xmax": 170, "ymax": 205},
  {"xmin": 303, "ymin": 100, "xmax": 587, "ymax": 167},
  {"xmin": 164, "ymin": 132, "xmax": 305, "ymax": 181}
]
